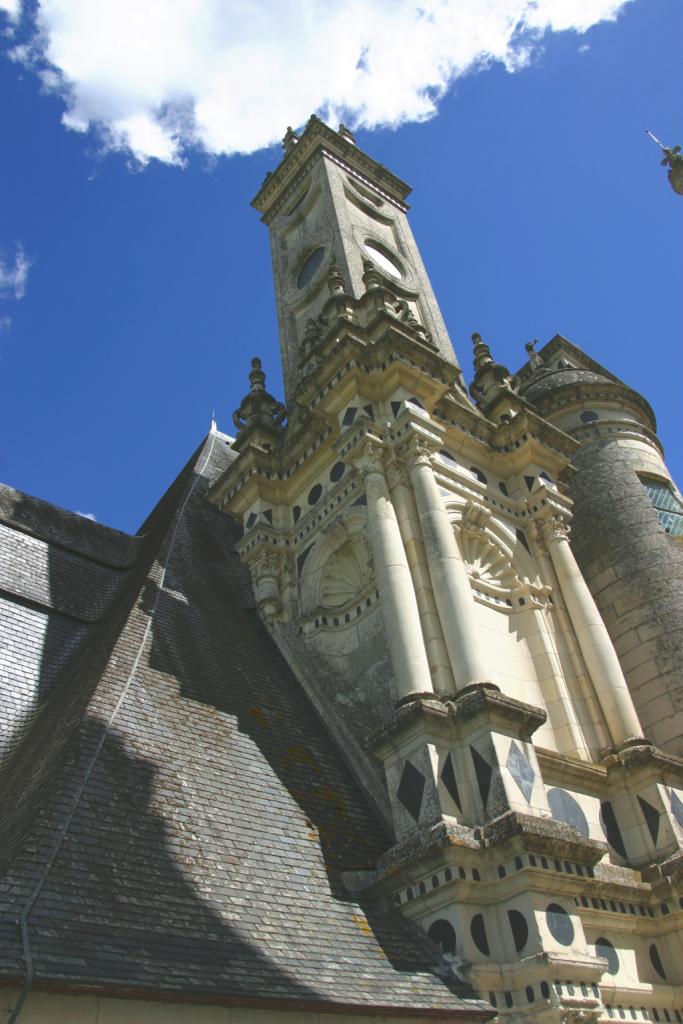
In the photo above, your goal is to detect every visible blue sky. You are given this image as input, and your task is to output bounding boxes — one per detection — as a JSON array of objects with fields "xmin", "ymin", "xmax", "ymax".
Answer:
[{"xmin": 0, "ymin": 0, "xmax": 680, "ymax": 533}]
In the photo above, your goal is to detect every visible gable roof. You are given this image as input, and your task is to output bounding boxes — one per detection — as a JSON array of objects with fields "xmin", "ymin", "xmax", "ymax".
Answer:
[{"xmin": 0, "ymin": 432, "xmax": 489, "ymax": 1019}]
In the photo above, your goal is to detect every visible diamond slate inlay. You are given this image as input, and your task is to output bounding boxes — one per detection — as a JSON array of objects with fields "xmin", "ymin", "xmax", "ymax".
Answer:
[
  {"xmin": 637, "ymin": 795, "xmax": 661, "ymax": 845},
  {"xmin": 397, "ymin": 759, "xmax": 426, "ymax": 822},
  {"xmin": 440, "ymin": 753, "xmax": 461, "ymax": 810},
  {"xmin": 671, "ymin": 789, "xmax": 683, "ymax": 828},
  {"xmin": 507, "ymin": 741, "xmax": 535, "ymax": 803},
  {"xmin": 600, "ymin": 801, "xmax": 627, "ymax": 859},
  {"xmin": 470, "ymin": 745, "xmax": 493, "ymax": 808}
]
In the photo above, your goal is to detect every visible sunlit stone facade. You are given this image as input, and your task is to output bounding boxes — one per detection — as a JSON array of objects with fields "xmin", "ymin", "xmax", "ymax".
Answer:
[{"xmin": 211, "ymin": 117, "xmax": 683, "ymax": 1024}]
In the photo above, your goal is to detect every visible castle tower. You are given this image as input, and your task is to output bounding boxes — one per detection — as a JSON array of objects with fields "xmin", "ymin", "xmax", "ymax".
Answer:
[
  {"xmin": 252, "ymin": 117, "xmax": 465, "ymax": 406},
  {"xmin": 210, "ymin": 120, "xmax": 683, "ymax": 1024},
  {"xmin": 517, "ymin": 336, "xmax": 683, "ymax": 756}
]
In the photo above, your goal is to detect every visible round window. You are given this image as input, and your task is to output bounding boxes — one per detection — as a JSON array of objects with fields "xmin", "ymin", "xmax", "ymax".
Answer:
[
  {"xmin": 297, "ymin": 247, "xmax": 325, "ymax": 289},
  {"xmin": 363, "ymin": 241, "xmax": 402, "ymax": 279}
]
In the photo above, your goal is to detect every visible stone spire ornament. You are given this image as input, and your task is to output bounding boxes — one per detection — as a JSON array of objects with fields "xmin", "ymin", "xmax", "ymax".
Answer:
[
  {"xmin": 469, "ymin": 332, "xmax": 519, "ymax": 413},
  {"xmin": 524, "ymin": 338, "xmax": 545, "ymax": 371},
  {"xmin": 646, "ymin": 130, "xmax": 683, "ymax": 195},
  {"xmin": 281, "ymin": 126, "xmax": 299, "ymax": 154},
  {"xmin": 231, "ymin": 357, "xmax": 286, "ymax": 451}
]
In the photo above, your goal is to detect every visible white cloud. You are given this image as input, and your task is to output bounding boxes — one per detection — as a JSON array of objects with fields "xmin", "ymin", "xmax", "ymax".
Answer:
[
  {"xmin": 0, "ymin": 315, "xmax": 11, "ymax": 332},
  {"xmin": 13, "ymin": 0, "xmax": 631, "ymax": 165},
  {"xmin": 0, "ymin": 246, "xmax": 29, "ymax": 299},
  {"xmin": 76, "ymin": 511, "xmax": 97, "ymax": 521},
  {"xmin": 0, "ymin": 0, "xmax": 21, "ymax": 20}
]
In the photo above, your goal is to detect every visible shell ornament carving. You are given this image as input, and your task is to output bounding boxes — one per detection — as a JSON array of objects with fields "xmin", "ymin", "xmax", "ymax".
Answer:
[
  {"xmin": 459, "ymin": 530, "xmax": 520, "ymax": 597},
  {"xmin": 320, "ymin": 536, "xmax": 373, "ymax": 610}
]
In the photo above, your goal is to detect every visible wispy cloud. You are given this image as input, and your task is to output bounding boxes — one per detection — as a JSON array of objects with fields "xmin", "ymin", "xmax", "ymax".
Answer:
[
  {"xmin": 76, "ymin": 511, "xmax": 97, "ymax": 521},
  {"xmin": 9, "ymin": 0, "xmax": 632, "ymax": 166},
  {"xmin": 0, "ymin": 245, "xmax": 29, "ymax": 299}
]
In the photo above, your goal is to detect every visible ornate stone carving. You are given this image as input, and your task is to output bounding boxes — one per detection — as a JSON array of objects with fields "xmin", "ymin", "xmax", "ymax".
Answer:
[
  {"xmin": 246, "ymin": 547, "xmax": 287, "ymax": 622},
  {"xmin": 321, "ymin": 534, "xmax": 373, "ymax": 609},
  {"xmin": 403, "ymin": 435, "xmax": 435, "ymax": 470},
  {"xmin": 348, "ymin": 438, "xmax": 385, "ymax": 480},
  {"xmin": 232, "ymin": 358, "xmax": 286, "ymax": 437},
  {"xmin": 538, "ymin": 513, "xmax": 571, "ymax": 549}
]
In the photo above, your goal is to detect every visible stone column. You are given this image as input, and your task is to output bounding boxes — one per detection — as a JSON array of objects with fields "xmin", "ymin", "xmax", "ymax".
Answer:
[
  {"xmin": 539, "ymin": 514, "xmax": 643, "ymax": 746},
  {"xmin": 404, "ymin": 438, "xmax": 489, "ymax": 689},
  {"xmin": 387, "ymin": 459, "xmax": 456, "ymax": 696},
  {"xmin": 353, "ymin": 441, "xmax": 434, "ymax": 703}
]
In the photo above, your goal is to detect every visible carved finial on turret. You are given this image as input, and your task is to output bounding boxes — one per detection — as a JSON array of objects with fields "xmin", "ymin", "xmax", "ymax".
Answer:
[
  {"xmin": 327, "ymin": 261, "xmax": 346, "ymax": 296},
  {"xmin": 646, "ymin": 130, "xmax": 683, "ymax": 195},
  {"xmin": 472, "ymin": 332, "xmax": 493, "ymax": 373},
  {"xmin": 362, "ymin": 258, "xmax": 382, "ymax": 291},
  {"xmin": 282, "ymin": 126, "xmax": 300, "ymax": 154},
  {"xmin": 249, "ymin": 356, "xmax": 266, "ymax": 392},
  {"xmin": 469, "ymin": 332, "xmax": 519, "ymax": 411},
  {"xmin": 338, "ymin": 123, "xmax": 356, "ymax": 145},
  {"xmin": 525, "ymin": 339, "xmax": 544, "ymax": 371},
  {"xmin": 232, "ymin": 357, "xmax": 286, "ymax": 442}
]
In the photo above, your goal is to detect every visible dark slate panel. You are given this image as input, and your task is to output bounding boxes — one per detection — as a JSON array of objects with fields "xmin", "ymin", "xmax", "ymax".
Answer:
[
  {"xmin": 547, "ymin": 788, "xmax": 589, "ymax": 839},
  {"xmin": 507, "ymin": 909, "xmax": 528, "ymax": 953},
  {"xmin": 427, "ymin": 919, "xmax": 456, "ymax": 956},
  {"xmin": 637, "ymin": 796, "xmax": 661, "ymax": 846},
  {"xmin": 546, "ymin": 904, "xmax": 574, "ymax": 946},
  {"xmin": 600, "ymin": 801, "xmax": 627, "ymax": 859},
  {"xmin": 671, "ymin": 789, "xmax": 683, "ymax": 828},
  {"xmin": 396, "ymin": 760, "xmax": 425, "ymax": 823},
  {"xmin": 650, "ymin": 943, "xmax": 667, "ymax": 980},
  {"xmin": 595, "ymin": 937, "xmax": 619, "ymax": 976},
  {"xmin": 470, "ymin": 745, "xmax": 492, "ymax": 808},
  {"xmin": 506, "ymin": 741, "xmax": 534, "ymax": 803},
  {"xmin": 440, "ymin": 753, "xmax": 461, "ymax": 811},
  {"xmin": 470, "ymin": 914, "xmax": 489, "ymax": 956}
]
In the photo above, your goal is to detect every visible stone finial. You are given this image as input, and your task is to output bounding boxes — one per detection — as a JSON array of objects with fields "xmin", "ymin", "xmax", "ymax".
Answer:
[
  {"xmin": 471, "ymin": 332, "xmax": 494, "ymax": 373},
  {"xmin": 338, "ymin": 123, "xmax": 356, "ymax": 145},
  {"xmin": 362, "ymin": 258, "xmax": 382, "ymax": 291},
  {"xmin": 232, "ymin": 357, "xmax": 286, "ymax": 437},
  {"xmin": 248, "ymin": 356, "xmax": 266, "ymax": 392},
  {"xmin": 525, "ymin": 339, "xmax": 544, "ymax": 371},
  {"xmin": 647, "ymin": 130, "xmax": 683, "ymax": 195},
  {"xmin": 327, "ymin": 262, "xmax": 346, "ymax": 296},
  {"xmin": 661, "ymin": 144, "xmax": 683, "ymax": 195},
  {"xmin": 282, "ymin": 126, "xmax": 300, "ymax": 154},
  {"xmin": 469, "ymin": 332, "xmax": 519, "ymax": 409}
]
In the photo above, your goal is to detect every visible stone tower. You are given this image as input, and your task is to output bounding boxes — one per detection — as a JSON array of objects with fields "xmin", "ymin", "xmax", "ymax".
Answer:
[
  {"xmin": 210, "ymin": 118, "xmax": 683, "ymax": 1023},
  {"xmin": 517, "ymin": 336, "xmax": 683, "ymax": 757}
]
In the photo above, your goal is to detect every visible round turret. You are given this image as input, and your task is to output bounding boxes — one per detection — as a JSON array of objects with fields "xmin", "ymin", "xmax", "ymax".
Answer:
[{"xmin": 519, "ymin": 337, "xmax": 683, "ymax": 756}]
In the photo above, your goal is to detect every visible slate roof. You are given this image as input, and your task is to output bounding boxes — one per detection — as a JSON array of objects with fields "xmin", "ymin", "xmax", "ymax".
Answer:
[
  {"xmin": 518, "ymin": 365, "xmax": 611, "ymax": 404},
  {"xmin": 0, "ymin": 433, "xmax": 489, "ymax": 1018}
]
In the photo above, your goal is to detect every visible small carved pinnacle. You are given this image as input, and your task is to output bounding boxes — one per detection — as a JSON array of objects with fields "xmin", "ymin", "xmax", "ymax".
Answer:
[
  {"xmin": 249, "ymin": 357, "xmax": 266, "ymax": 392},
  {"xmin": 282, "ymin": 126, "xmax": 300, "ymax": 154},
  {"xmin": 338, "ymin": 123, "xmax": 356, "ymax": 145}
]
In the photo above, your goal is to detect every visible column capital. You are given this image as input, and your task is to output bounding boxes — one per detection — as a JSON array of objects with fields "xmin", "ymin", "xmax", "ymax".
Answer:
[
  {"xmin": 536, "ymin": 512, "xmax": 571, "ymax": 549},
  {"xmin": 400, "ymin": 429, "xmax": 440, "ymax": 471},
  {"xmin": 347, "ymin": 437, "xmax": 386, "ymax": 480}
]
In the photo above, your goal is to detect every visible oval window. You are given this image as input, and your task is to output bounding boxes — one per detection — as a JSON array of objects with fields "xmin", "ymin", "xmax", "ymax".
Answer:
[
  {"xmin": 297, "ymin": 247, "xmax": 325, "ymax": 289},
  {"xmin": 363, "ymin": 242, "xmax": 402, "ymax": 279}
]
